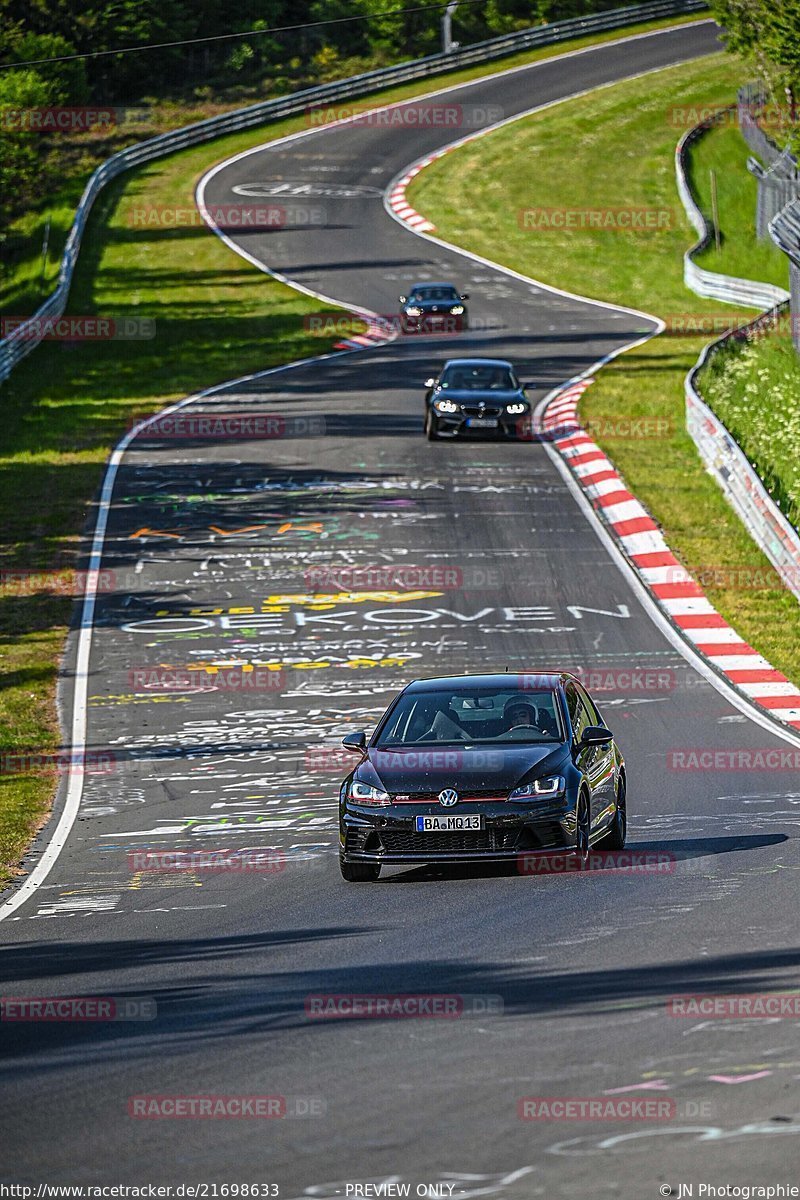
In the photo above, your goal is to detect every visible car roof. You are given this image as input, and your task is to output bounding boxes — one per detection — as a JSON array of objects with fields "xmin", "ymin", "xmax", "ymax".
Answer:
[
  {"xmin": 403, "ymin": 673, "xmax": 570, "ymax": 692},
  {"xmin": 440, "ymin": 358, "xmax": 514, "ymax": 370},
  {"xmin": 410, "ymin": 281, "xmax": 460, "ymax": 288}
]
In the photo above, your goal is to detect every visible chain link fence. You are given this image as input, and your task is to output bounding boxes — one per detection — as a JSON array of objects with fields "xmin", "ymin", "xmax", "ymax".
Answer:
[
  {"xmin": 675, "ymin": 111, "xmax": 789, "ymax": 307},
  {"xmin": 738, "ymin": 85, "xmax": 800, "ymax": 241}
]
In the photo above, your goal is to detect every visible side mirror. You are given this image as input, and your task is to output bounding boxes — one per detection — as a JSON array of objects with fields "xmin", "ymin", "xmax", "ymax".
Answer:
[
  {"xmin": 342, "ymin": 731, "xmax": 367, "ymax": 754},
  {"xmin": 579, "ymin": 726, "xmax": 613, "ymax": 747},
  {"xmin": 424, "ymin": 377, "xmax": 436, "ymax": 388},
  {"xmin": 460, "ymin": 293, "xmax": 469, "ymax": 300},
  {"xmin": 398, "ymin": 295, "xmax": 407, "ymax": 303}
]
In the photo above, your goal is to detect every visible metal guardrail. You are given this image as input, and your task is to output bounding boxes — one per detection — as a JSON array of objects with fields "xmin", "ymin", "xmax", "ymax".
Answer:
[
  {"xmin": 675, "ymin": 115, "xmax": 790, "ymax": 308},
  {"xmin": 768, "ymin": 199, "xmax": 800, "ymax": 351},
  {"xmin": 679, "ymin": 110, "xmax": 799, "ymax": 593},
  {"xmin": 0, "ymin": 0, "xmax": 709, "ymax": 384},
  {"xmin": 748, "ymin": 148, "xmax": 800, "ymax": 240},
  {"xmin": 686, "ymin": 305, "xmax": 800, "ymax": 603}
]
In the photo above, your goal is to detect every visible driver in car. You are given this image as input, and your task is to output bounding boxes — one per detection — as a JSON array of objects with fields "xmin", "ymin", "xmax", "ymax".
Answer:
[{"xmin": 503, "ymin": 699, "xmax": 539, "ymax": 732}]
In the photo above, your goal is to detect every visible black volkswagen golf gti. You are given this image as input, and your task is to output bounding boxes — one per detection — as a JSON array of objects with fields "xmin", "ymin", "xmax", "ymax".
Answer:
[{"xmin": 338, "ymin": 673, "xmax": 626, "ymax": 881}]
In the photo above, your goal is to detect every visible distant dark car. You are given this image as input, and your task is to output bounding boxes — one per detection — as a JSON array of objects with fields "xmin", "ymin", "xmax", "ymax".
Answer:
[
  {"xmin": 423, "ymin": 358, "xmax": 532, "ymax": 440},
  {"xmin": 338, "ymin": 672, "xmax": 626, "ymax": 881},
  {"xmin": 399, "ymin": 283, "xmax": 468, "ymax": 333}
]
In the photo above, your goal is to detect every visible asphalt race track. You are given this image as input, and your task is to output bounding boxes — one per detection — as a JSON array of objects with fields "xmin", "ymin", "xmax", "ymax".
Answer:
[{"xmin": 4, "ymin": 21, "xmax": 800, "ymax": 1197}]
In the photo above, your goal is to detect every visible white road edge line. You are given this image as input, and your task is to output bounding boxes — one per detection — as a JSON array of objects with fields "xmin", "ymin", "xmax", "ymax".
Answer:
[
  {"xmin": 0, "ymin": 19, "xmax": 730, "ymax": 922},
  {"xmin": 0, "ymin": 345, "xmax": 360, "ymax": 923},
  {"xmin": 377, "ymin": 65, "xmax": 800, "ymax": 747}
]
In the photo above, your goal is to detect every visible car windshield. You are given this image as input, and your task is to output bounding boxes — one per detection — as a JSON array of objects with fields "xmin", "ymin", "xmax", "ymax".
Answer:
[
  {"xmin": 375, "ymin": 687, "xmax": 563, "ymax": 745},
  {"xmin": 410, "ymin": 287, "xmax": 460, "ymax": 302},
  {"xmin": 439, "ymin": 364, "xmax": 516, "ymax": 391}
]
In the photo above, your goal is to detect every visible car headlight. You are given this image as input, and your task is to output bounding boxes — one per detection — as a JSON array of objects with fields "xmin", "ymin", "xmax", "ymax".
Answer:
[
  {"xmin": 434, "ymin": 399, "xmax": 460, "ymax": 413},
  {"xmin": 506, "ymin": 402, "xmax": 527, "ymax": 415},
  {"xmin": 509, "ymin": 776, "xmax": 564, "ymax": 799},
  {"xmin": 450, "ymin": 305, "xmax": 464, "ymax": 315},
  {"xmin": 405, "ymin": 306, "xmax": 423, "ymax": 316},
  {"xmin": 348, "ymin": 780, "xmax": 391, "ymax": 806}
]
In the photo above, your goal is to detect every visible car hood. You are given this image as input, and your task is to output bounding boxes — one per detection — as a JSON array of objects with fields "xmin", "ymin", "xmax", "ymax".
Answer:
[{"xmin": 357, "ymin": 743, "xmax": 566, "ymax": 795}]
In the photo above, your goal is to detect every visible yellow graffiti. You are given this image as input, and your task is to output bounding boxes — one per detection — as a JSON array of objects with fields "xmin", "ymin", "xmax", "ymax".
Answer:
[
  {"xmin": 136, "ymin": 656, "xmax": 417, "ymax": 673},
  {"xmin": 169, "ymin": 591, "xmax": 442, "ymax": 617}
]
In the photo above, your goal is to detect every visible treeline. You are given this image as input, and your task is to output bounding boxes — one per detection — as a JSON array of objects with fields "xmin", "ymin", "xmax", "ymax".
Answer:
[
  {"xmin": 0, "ymin": 0, "xmax": 625, "ymax": 227},
  {"xmin": 0, "ymin": 0, "xmax": 625, "ymax": 104},
  {"xmin": 710, "ymin": 0, "xmax": 800, "ymax": 113}
]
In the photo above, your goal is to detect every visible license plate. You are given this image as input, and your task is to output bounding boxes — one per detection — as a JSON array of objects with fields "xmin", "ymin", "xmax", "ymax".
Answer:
[
  {"xmin": 415, "ymin": 814, "xmax": 483, "ymax": 832},
  {"xmin": 466, "ymin": 417, "xmax": 498, "ymax": 428}
]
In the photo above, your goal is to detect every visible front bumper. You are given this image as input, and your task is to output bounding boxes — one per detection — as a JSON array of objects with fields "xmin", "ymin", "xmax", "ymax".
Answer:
[
  {"xmin": 401, "ymin": 312, "xmax": 467, "ymax": 334},
  {"xmin": 431, "ymin": 411, "xmax": 532, "ymax": 439},
  {"xmin": 340, "ymin": 799, "xmax": 575, "ymax": 864}
]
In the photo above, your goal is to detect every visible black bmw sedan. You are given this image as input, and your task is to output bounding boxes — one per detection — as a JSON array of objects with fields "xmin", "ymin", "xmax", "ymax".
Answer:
[
  {"xmin": 338, "ymin": 673, "xmax": 626, "ymax": 881},
  {"xmin": 398, "ymin": 282, "xmax": 468, "ymax": 332},
  {"xmin": 424, "ymin": 358, "xmax": 532, "ymax": 440}
]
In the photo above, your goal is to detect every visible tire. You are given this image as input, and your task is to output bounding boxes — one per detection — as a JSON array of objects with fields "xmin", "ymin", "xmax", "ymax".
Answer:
[
  {"xmin": 340, "ymin": 859, "xmax": 381, "ymax": 882},
  {"xmin": 425, "ymin": 409, "xmax": 439, "ymax": 441},
  {"xmin": 597, "ymin": 774, "xmax": 627, "ymax": 851},
  {"xmin": 575, "ymin": 791, "xmax": 591, "ymax": 864}
]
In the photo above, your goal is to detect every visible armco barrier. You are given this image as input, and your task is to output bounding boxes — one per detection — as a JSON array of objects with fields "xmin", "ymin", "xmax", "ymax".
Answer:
[
  {"xmin": 675, "ymin": 115, "xmax": 790, "ymax": 308},
  {"xmin": 0, "ymin": 0, "xmax": 708, "ymax": 384},
  {"xmin": 769, "ymin": 198, "xmax": 800, "ymax": 352},
  {"xmin": 685, "ymin": 306, "xmax": 800, "ymax": 603}
]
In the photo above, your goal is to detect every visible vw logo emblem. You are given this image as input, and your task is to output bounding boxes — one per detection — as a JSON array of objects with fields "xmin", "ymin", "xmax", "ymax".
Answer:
[{"xmin": 438, "ymin": 788, "xmax": 458, "ymax": 807}]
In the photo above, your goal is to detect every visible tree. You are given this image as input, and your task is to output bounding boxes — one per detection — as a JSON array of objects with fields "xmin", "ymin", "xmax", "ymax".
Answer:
[
  {"xmin": 0, "ymin": 68, "xmax": 55, "ymax": 224},
  {"xmin": 709, "ymin": 0, "xmax": 800, "ymax": 116}
]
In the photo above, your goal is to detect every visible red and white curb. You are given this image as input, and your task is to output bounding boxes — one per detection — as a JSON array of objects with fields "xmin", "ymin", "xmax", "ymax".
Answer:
[
  {"xmin": 333, "ymin": 315, "xmax": 397, "ymax": 351},
  {"xmin": 388, "ymin": 161, "xmax": 440, "ymax": 232},
  {"xmin": 541, "ymin": 381, "xmax": 800, "ymax": 732},
  {"xmin": 388, "ymin": 134, "xmax": 484, "ymax": 230}
]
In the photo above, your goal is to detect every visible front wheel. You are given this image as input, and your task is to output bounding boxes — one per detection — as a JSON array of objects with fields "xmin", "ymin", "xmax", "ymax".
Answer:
[
  {"xmin": 575, "ymin": 792, "xmax": 591, "ymax": 864},
  {"xmin": 340, "ymin": 859, "xmax": 381, "ymax": 882},
  {"xmin": 425, "ymin": 409, "xmax": 440, "ymax": 441},
  {"xmin": 597, "ymin": 775, "xmax": 626, "ymax": 851}
]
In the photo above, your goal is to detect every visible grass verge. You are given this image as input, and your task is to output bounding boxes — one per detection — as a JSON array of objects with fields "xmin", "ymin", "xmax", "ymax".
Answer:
[
  {"xmin": 688, "ymin": 120, "xmax": 788, "ymax": 287},
  {"xmin": 0, "ymin": 14, "xmax": 710, "ymax": 893},
  {"xmin": 408, "ymin": 52, "xmax": 800, "ymax": 683},
  {"xmin": 698, "ymin": 324, "xmax": 800, "ymax": 529}
]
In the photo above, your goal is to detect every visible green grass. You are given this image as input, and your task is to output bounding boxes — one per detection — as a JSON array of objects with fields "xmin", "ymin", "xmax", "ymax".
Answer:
[
  {"xmin": 0, "ymin": 12, "xmax": 704, "ymax": 322},
  {"xmin": 689, "ymin": 121, "xmax": 788, "ymax": 287},
  {"xmin": 0, "ymin": 14, "xmax": 709, "ymax": 893},
  {"xmin": 408, "ymin": 52, "xmax": 800, "ymax": 684},
  {"xmin": 698, "ymin": 324, "xmax": 800, "ymax": 529}
]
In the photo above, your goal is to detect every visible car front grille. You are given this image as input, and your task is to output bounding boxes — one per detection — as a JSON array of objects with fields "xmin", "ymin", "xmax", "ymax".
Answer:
[
  {"xmin": 462, "ymin": 406, "xmax": 502, "ymax": 418},
  {"xmin": 378, "ymin": 828, "xmax": 519, "ymax": 854},
  {"xmin": 391, "ymin": 792, "xmax": 508, "ymax": 804}
]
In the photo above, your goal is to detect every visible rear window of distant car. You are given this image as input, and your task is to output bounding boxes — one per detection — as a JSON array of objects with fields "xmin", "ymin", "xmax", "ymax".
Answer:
[
  {"xmin": 375, "ymin": 687, "xmax": 563, "ymax": 745},
  {"xmin": 410, "ymin": 286, "xmax": 460, "ymax": 301},
  {"xmin": 439, "ymin": 364, "xmax": 517, "ymax": 390}
]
